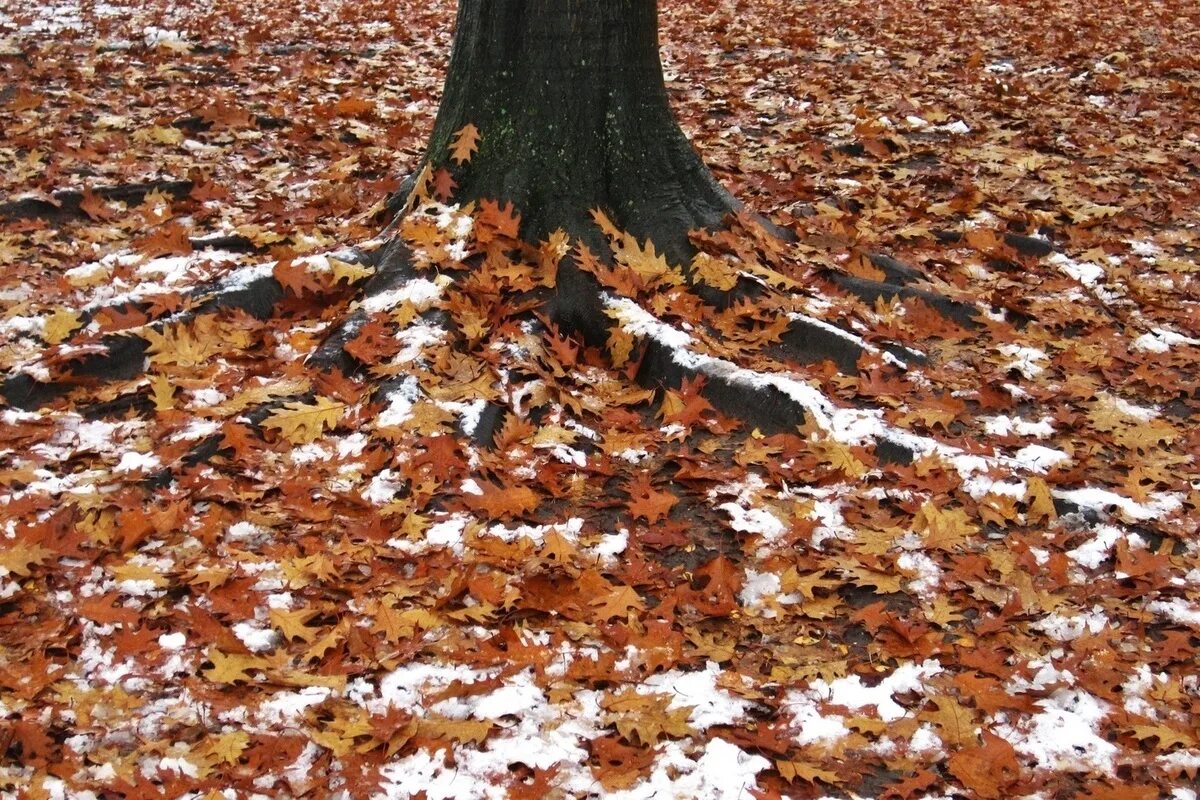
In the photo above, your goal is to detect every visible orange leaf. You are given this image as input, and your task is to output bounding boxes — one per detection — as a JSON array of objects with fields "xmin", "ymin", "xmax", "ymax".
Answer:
[{"xmin": 462, "ymin": 482, "xmax": 540, "ymax": 520}]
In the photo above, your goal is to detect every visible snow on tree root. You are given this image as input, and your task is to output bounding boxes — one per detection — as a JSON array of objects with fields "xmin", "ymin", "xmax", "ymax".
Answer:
[
  {"xmin": 602, "ymin": 294, "xmax": 1184, "ymax": 524},
  {"xmin": 0, "ymin": 246, "xmax": 385, "ymax": 410}
]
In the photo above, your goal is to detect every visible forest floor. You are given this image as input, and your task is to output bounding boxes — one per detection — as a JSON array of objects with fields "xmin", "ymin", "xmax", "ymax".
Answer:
[{"xmin": 1, "ymin": 0, "xmax": 1199, "ymax": 798}]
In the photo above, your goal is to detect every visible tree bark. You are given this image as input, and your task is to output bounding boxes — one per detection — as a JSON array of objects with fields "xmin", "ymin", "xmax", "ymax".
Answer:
[{"xmin": 412, "ymin": 0, "xmax": 738, "ymax": 262}]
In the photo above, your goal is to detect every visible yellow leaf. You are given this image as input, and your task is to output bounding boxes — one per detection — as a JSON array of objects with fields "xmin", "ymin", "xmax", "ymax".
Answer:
[
  {"xmin": 203, "ymin": 649, "xmax": 267, "ymax": 684},
  {"xmin": 450, "ymin": 123, "xmax": 480, "ymax": 165},
  {"xmin": 330, "ymin": 257, "xmax": 375, "ymax": 285},
  {"xmin": 810, "ymin": 437, "xmax": 867, "ymax": 478},
  {"xmin": 220, "ymin": 378, "xmax": 311, "ymax": 414},
  {"xmin": 0, "ymin": 541, "xmax": 53, "ymax": 577},
  {"xmin": 607, "ymin": 325, "xmax": 635, "ymax": 368},
  {"xmin": 110, "ymin": 562, "xmax": 168, "ymax": 588},
  {"xmin": 148, "ymin": 374, "xmax": 175, "ymax": 411},
  {"xmin": 691, "ymin": 252, "xmax": 739, "ymax": 291},
  {"xmin": 591, "ymin": 585, "xmax": 645, "ymax": 620},
  {"xmin": 143, "ymin": 318, "xmax": 253, "ymax": 368},
  {"xmin": 613, "ymin": 233, "xmax": 682, "ymax": 286},
  {"xmin": 264, "ymin": 397, "xmax": 345, "ymax": 444},
  {"xmin": 913, "ymin": 502, "xmax": 977, "ymax": 551},
  {"xmin": 270, "ymin": 607, "xmax": 321, "ymax": 642},
  {"xmin": 417, "ymin": 717, "xmax": 494, "ymax": 744},
  {"xmin": 1128, "ymin": 724, "xmax": 1196, "ymax": 749},
  {"xmin": 1025, "ymin": 477, "xmax": 1057, "ymax": 524},
  {"xmin": 199, "ymin": 731, "xmax": 250, "ymax": 766},
  {"xmin": 42, "ymin": 308, "xmax": 82, "ymax": 344},
  {"xmin": 601, "ymin": 689, "xmax": 693, "ymax": 745},
  {"xmin": 776, "ymin": 760, "xmax": 841, "ymax": 785}
]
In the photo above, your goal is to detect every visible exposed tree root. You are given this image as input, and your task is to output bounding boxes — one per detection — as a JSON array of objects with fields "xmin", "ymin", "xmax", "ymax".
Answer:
[
  {"xmin": 0, "ymin": 179, "xmax": 194, "ymax": 223},
  {"xmin": 0, "ymin": 157, "xmax": 1020, "ymax": 508}
]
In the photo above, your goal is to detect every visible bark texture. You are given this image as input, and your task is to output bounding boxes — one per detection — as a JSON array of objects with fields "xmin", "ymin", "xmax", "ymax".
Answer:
[{"xmin": 412, "ymin": 0, "xmax": 738, "ymax": 262}]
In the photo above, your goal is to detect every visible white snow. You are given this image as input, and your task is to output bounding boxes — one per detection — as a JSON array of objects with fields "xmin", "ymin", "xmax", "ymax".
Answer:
[
  {"xmin": 982, "ymin": 415, "xmax": 1056, "ymax": 438},
  {"xmin": 739, "ymin": 569, "xmax": 782, "ymax": 608},
  {"xmin": 232, "ymin": 621, "xmax": 279, "ymax": 654},
  {"xmin": 996, "ymin": 688, "xmax": 1115, "ymax": 774},
  {"xmin": 259, "ymin": 687, "xmax": 333, "ymax": 724},
  {"xmin": 641, "ymin": 662, "xmax": 754, "ymax": 731},
  {"xmin": 780, "ymin": 690, "xmax": 852, "ymax": 747},
  {"xmin": 114, "ymin": 451, "xmax": 160, "ymax": 473},
  {"xmin": 1053, "ymin": 487, "xmax": 1183, "ymax": 522},
  {"xmin": 1132, "ymin": 328, "xmax": 1200, "ymax": 353},
  {"xmin": 1146, "ymin": 598, "xmax": 1200, "ymax": 627},
  {"xmin": 376, "ymin": 376, "xmax": 422, "ymax": 428},
  {"xmin": 897, "ymin": 552, "xmax": 942, "ymax": 600},
  {"xmin": 998, "ymin": 344, "xmax": 1049, "ymax": 379},
  {"xmin": 1050, "ymin": 253, "xmax": 1106, "ymax": 287},
  {"xmin": 603, "ymin": 739, "xmax": 770, "ymax": 800},
  {"xmin": 360, "ymin": 276, "xmax": 448, "ymax": 314},
  {"xmin": 1029, "ymin": 609, "xmax": 1109, "ymax": 641},
  {"xmin": 718, "ymin": 502, "xmax": 786, "ymax": 540},
  {"xmin": 810, "ymin": 660, "xmax": 942, "ymax": 722}
]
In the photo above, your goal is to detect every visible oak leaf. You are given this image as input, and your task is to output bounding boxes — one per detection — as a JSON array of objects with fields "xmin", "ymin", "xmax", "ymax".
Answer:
[
  {"xmin": 945, "ymin": 731, "xmax": 1020, "ymax": 799},
  {"xmin": 601, "ymin": 689, "xmax": 693, "ymax": 745},
  {"xmin": 591, "ymin": 585, "xmax": 646, "ymax": 621},
  {"xmin": 269, "ymin": 607, "xmax": 321, "ymax": 642},
  {"xmin": 462, "ymin": 482, "xmax": 540, "ymax": 520},
  {"xmin": 42, "ymin": 308, "xmax": 82, "ymax": 344},
  {"xmin": 203, "ymin": 649, "xmax": 267, "ymax": 684},
  {"xmin": 432, "ymin": 168, "xmax": 458, "ymax": 202},
  {"xmin": 626, "ymin": 472, "xmax": 677, "ymax": 524},
  {"xmin": 450, "ymin": 123, "xmax": 481, "ymax": 165},
  {"xmin": 274, "ymin": 258, "xmax": 327, "ymax": 296},
  {"xmin": 263, "ymin": 397, "xmax": 345, "ymax": 444},
  {"xmin": 776, "ymin": 760, "xmax": 840, "ymax": 785},
  {"xmin": 0, "ymin": 541, "xmax": 53, "ymax": 577},
  {"xmin": 417, "ymin": 717, "xmax": 494, "ymax": 744},
  {"xmin": 913, "ymin": 502, "xmax": 977, "ymax": 551}
]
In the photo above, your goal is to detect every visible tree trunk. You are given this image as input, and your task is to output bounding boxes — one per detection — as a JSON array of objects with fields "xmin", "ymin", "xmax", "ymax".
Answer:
[{"xmin": 410, "ymin": 0, "xmax": 738, "ymax": 262}]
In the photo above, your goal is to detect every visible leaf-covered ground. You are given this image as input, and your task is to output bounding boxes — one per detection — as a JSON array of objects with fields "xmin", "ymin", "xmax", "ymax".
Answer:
[{"xmin": 2, "ymin": 1, "xmax": 1199, "ymax": 799}]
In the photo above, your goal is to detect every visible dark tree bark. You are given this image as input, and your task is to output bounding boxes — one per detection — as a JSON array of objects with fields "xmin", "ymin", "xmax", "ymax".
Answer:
[{"xmin": 402, "ymin": 0, "xmax": 739, "ymax": 262}]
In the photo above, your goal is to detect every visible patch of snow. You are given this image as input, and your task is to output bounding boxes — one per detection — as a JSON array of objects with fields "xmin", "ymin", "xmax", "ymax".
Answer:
[
  {"xmin": 1011, "ymin": 444, "xmax": 1070, "ymax": 472},
  {"xmin": 740, "ymin": 569, "xmax": 782, "ymax": 608},
  {"xmin": 1050, "ymin": 253, "xmax": 1106, "ymax": 287},
  {"xmin": 232, "ymin": 621, "xmax": 279, "ymax": 653},
  {"xmin": 982, "ymin": 415, "xmax": 1056, "ymax": 438},
  {"xmin": 1030, "ymin": 608, "xmax": 1109, "ymax": 641},
  {"xmin": 376, "ymin": 376, "xmax": 422, "ymax": 428},
  {"xmin": 1053, "ymin": 488, "xmax": 1182, "ymax": 522},
  {"xmin": 360, "ymin": 276, "xmax": 448, "ymax": 314},
  {"xmin": 1132, "ymin": 328, "xmax": 1200, "ymax": 353},
  {"xmin": 998, "ymin": 343, "xmax": 1049, "ymax": 378},
  {"xmin": 811, "ymin": 660, "xmax": 942, "ymax": 722},
  {"xmin": 642, "ymin": 662, "xmax": 754, "ymax": 731},
  {"xmin": 995, "ymin": 688, "xmax": 1115, "ymax": 774},
  {"xmin": 781, "ymin": 690, "xmax": 852, "ymax": 747},
  {"xmin": 1147, "ymin": 598, "xmax": 1200, "ymax": 627},
  {"xmin": 259, "ymin": 687, "xmax": 332, "ymax": 724},
  {"xmin": 363, "ymin": 469, "xmax": 403, "ymax": 505},
  {"xmin": 718, "ymin": 502, "xmax": 786, "ymax": 540},
  {"xmin": 897, "ymin": 552, "xmax": 942, "ymax": 600},
  {"xmin": 114, "ymin": 451, "xmax": 160, "ymax": 473}
]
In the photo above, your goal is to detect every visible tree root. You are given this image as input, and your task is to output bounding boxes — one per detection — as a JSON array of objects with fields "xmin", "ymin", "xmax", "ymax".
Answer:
[
  {"xmin": 0, "ymin": 179, "xmax": 194, "ymax": 223},
  {"xmin": 2, "ymin": 198, "xmax": 997, "ymax": 486}
]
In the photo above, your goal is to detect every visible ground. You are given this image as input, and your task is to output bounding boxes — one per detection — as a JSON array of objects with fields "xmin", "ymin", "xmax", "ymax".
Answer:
[{"xmin": 1, "ymin": 1, "xmax": 1199, "ymax": 799}]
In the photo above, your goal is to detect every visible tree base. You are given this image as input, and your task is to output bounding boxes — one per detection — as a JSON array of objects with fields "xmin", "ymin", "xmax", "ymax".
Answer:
[{"xmin": 2, "ymin": 165, "xmax": 989, "ymax": 487}]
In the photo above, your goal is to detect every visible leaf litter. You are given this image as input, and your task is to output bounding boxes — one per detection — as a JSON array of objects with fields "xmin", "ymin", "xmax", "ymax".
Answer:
[{"xmin": 1, "ymin": 0, "xmax": 1199, "ymax": 798}]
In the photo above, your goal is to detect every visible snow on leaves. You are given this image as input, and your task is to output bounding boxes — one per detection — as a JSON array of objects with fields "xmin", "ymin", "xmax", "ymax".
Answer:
[{"xmin": 0, "ymin": 0, "xmax": 1199, "ymax": 799}]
